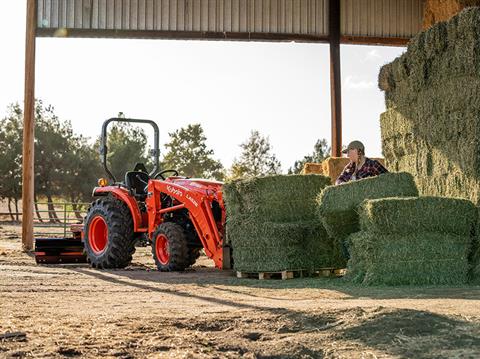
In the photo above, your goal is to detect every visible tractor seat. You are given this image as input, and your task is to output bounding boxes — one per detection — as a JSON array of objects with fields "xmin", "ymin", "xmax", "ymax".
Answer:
[{"xmin": 125, "ymin": 171, "xmax": 149, "ymax": 199}]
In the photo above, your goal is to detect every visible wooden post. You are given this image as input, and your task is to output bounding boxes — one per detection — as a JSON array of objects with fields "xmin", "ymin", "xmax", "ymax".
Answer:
[
  {"xmin": 329, "ymin": 0, "xmax": 342, "ymax": 157},
  {"xmin": 22, "ymin": 0, "xmax": 37, "ymax": 251}
]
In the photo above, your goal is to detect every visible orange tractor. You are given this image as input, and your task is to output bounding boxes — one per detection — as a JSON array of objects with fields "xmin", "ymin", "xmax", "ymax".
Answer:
[{"xmin": 35, "ymin": 118, "xmax": 232, "ymax": 271}]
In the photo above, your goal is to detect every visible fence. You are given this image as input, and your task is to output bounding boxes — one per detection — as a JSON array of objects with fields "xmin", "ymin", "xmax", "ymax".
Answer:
[
  {"xmin": 0, "ymin": 202, "xmax": 89, "ymax": 238},
  {"xmin": 33, "ymin": 202, "xmax": 89, "ymax": 238}
]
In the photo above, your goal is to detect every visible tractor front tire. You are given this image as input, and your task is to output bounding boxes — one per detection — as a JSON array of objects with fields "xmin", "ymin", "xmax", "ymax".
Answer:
[
  {"xmin": 84, "ymin": 197, "xmax": 135, "ymax": 269},
  {"xmin": 151, "ymin": 222, "xmax": 189, "ymax": 271}
]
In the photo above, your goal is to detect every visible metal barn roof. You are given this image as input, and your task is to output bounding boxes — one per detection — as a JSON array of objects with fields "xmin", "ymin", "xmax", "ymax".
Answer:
[{"xmin": 36, "ymin": 0, "xmax": 424, "ymax": 45}]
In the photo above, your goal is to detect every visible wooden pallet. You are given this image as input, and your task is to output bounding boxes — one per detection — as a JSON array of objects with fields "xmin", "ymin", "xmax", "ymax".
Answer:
[
  {"xmin": 236, "ymin": 268, "xmax": 346, "ymax": 280},
  {"xmin": 309, "ymin": 268, "xmax": 346, "ymax": 278}
]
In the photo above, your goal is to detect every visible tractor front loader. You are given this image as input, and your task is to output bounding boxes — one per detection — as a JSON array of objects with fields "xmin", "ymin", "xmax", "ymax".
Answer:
[{"xmin": 35, "ymin": 118, "xmax": 232, "ymax": 271}]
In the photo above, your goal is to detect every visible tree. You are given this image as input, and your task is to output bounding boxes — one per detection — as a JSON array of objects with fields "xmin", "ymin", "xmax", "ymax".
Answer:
[
  {"xmin": 230, "ymin": 130, "xmax": 281, "ymax": 179},
  {"xmin": 162, "ymin": 124, "xmax": 224, "ymax": 180},
  {"xmin": 288, "ymin": 139, "xmax": 330, "ymax": 174},
  {"xmin": 0, "ymin": 103, "xmax": 23, "ymax": 221},
  {"xmin": 63, "ymin": 134, "xmax": 103, "ymax": 218},
  {"xmin": 34, "ymin": 101, "xmax": 79, "ymax": 222}
]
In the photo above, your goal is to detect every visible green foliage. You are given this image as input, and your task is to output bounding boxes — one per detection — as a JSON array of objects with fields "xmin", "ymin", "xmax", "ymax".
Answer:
[
  {"xmin": 0, "ymin": 103, "xmax": 23, "ymax": 203},
  {"xmin": 224, "ymin": 174, "xmax": 342, "ymax": 271},
  {"xmin": 100, "ymin": 121, "xmax": 149, "ymax": 182},
  {"xmin": 34, "ymin": 101, "xmax": 79, "ymax": 199},
  {"xmin": 230, "ymin": 130, "xmax": 281, "ymax": 179},
  {"xmin": 64, "ymin": 135, "xmax": 102, "ymax": 203},
  {"xmin": 162, "ymin": 124, "xmax": 224, "ymax": 180},
  {"xmin": 288, "ymin": 139, "xmax": 330, "ymax": 174}
]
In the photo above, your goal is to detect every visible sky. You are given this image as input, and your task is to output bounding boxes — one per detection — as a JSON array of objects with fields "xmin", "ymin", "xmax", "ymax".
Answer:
[{"xmin": 0, "ymin": 1, "xmax": 405, "ymax": 172}]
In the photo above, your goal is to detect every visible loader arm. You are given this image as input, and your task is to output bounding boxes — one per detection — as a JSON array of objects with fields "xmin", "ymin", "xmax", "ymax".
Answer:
[{"xmin": 146, "ymin": 180, "xmax": 224, "ymax": 268}]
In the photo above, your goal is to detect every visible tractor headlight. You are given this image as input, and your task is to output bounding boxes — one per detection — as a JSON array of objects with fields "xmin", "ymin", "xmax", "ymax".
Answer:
[{"xmin": 98, "ymin": 178, "xmax": 108, "ymax": 187}]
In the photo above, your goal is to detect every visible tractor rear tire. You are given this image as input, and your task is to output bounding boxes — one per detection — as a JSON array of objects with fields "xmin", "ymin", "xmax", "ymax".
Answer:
[
  {"xmin": 151, "ymin": 222, "xmax": 189, "ymax": 271},
  {"xmin": 84, "ymin": 197, "xmax": 135, "ymax": 269}
]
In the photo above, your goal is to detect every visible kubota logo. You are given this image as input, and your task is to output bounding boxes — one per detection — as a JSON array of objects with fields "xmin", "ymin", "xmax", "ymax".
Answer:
[{"xmin": 166, "ymin": 185, "xmax": 183, "ymax": 197}]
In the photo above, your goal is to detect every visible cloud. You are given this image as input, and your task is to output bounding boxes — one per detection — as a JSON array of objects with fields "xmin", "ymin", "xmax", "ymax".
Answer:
[
  {"xmin": 364, "ymin": 49, "xmax": 382, "ymax": 62},
  {"xmin": 344, "ymin": 76, "xmax": 375, "ymax": 90}
]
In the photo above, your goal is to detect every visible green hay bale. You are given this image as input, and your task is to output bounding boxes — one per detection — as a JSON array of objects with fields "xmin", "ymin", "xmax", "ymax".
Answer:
[
  {"xmin": 227, "ymin": 220, "xmax": 324, "ymax": 248},
  {"xmin": 224, "ymin": 174, "xmax": 332, "ymax": 223},
  {"xmin": 359, "ymin": 197, "xmax": 477, "ymax": 236},
  {"xmin": 229, "ymin": 221, "xmax": 344, "ymax": 272},
  {"xmin": 316, "ymin": 173, "xmax": 418, "ymax": 240},
  {"xmin": 469, "ymin": 208, "xmax": 480, "ymax": 283},
  {"xmin": 380, "ymin": 107, "xmax": 480, "ymax": 206},
  {"xmin": 231, "ymin": 221, "xmax": 339, "ymax": 272},
  {"xmin": 223, "ymin": 174, "xmax": 337, "ymax": 272},
  {"xmin": 346, "ymin": 231, "xmax": 470, "ymax": 286}
]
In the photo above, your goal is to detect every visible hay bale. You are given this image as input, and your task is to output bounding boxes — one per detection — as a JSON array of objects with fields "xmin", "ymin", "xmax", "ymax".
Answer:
[
  {"xmin": 359, "ymin": 196, "xmax": 477, "ymax": 236},
  {"xmin": 224, "ymin": 174, "xmax": 331, "ymax": 224},
  {"xmin": 346, "ymin": 196, "xmax": 476, "ymax": 285},
  {"xmin": 322, "ymin": 157, "xmax": 350, "ymax": 184},
  {"xmin": 231, "ymin": 221, "xmax": 338, "ymax": 272},
  {"xmin": 347, "ymin": 231, "xmax": 470, "ymax": 285},
  {"xmin": 224, "ymin": 174, "xmax": 338, "ymax": 272},
  {"xmin": 302, "ymin": 162, "xmax": 323, "ymax": 175},
  {"xmin": 470, "ymin": 208, "xmax": 480, "ymax": 283},
  {"xmin": 316, "ymin": 172, "xmax": 418, "ymax": 241},
  {"xmin": 423, "ymin": 0, "xmax": 480, "ymax": 29}
]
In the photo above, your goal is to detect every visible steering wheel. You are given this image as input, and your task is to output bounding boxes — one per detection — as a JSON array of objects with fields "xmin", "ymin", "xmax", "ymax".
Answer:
[{"xmin": 155, "ymin": 169, "xmax": 179, "ymax": 180}]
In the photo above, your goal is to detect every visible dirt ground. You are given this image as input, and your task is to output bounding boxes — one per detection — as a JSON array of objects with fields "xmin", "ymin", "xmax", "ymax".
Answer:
[{"xmin": 1, "ymin": 224, "xmax": 480, "ymax": 359}]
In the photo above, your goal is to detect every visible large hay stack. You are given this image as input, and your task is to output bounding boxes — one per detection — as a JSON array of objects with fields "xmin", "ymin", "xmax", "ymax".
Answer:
[
  {"xmin": 347, "ymin": 197, "xmax": 476, "ymax": 285},
  {"xmin": 379, "ymin": 7, "xmax": 480, "ymax": 204},
  {"xmin": 379, "ymin": 7, "xmax": 480, "ymax": 282},
  {"xmin": 224, "ymin": 174, "xmax": 339, "ymax": 272}
]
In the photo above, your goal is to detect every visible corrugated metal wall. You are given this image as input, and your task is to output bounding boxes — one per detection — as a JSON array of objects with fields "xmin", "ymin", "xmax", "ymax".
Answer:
[
  {"xmin": 36, "ymin": 0, "xmax": 424, "ymax": 40},
  {"xmin": 341, "ymin": 0, "xmax": 423, "ymax": 38},
  {"xmin": 37, "ymin": 0, "xmax": 329, "ymax": 36}
]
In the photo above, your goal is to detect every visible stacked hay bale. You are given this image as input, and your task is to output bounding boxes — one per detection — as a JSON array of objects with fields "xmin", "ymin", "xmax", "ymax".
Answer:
[
  {"xmin": 224, "ymin": 174, "xmax": 337, "ymax": 272},
  {"xmin": 423, "ymin": 0, "xmax": 480, "ymax": 29},
  {"xmin": 316, "ymin": 172, "xmax": 418, "ymax": 245},
  {"xmin": 347, "ymin": 197, "xmax": 476, "ymax": 285},
  {"xmin": 302, "ymin": 162, "xmax": 323, "ymax": 175},
  {"xmin": 379, "ymin": 7, "xmax": 480, "ymax": 281}
]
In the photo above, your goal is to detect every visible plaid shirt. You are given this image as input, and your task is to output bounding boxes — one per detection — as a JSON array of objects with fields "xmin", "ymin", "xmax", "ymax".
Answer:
[{"xmin": 335, "ymin": 158, "xmax": 388, "ymax": 185}]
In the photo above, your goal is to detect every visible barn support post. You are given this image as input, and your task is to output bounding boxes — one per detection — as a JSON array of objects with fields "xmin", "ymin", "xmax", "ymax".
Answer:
[
  {"xmin": 329, "ymin": 0, "xmax": 342, "ymax": 157},
  {"xmin": 22, "ymin": 0, "xmax": 37, "ymax": 251}
]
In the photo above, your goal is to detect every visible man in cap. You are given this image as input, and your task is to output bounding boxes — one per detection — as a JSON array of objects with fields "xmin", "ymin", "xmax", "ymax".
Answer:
[{"xmin": 335, "ymin": 140, "xmax": 388, "ymax": 185}]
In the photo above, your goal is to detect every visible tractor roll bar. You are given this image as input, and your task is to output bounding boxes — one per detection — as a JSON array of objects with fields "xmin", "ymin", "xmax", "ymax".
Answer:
[{"xmin": 100, "ymin": 118, "xmax": 160, "ymax": 183}]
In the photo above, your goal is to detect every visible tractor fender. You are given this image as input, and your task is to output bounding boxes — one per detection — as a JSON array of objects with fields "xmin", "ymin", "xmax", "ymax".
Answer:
[{"xmin": 92, "ymin": 186, "xmax": 145, "ymax": 232}]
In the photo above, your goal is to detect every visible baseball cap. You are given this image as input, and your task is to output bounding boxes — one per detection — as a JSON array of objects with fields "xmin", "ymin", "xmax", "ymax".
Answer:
[{"xmin": 342, "ymin": 140, "xmax": 365, "ymax": 154}]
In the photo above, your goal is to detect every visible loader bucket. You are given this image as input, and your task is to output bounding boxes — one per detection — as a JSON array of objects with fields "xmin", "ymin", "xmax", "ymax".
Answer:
[{"xmin": 34, "ymin": 237, "xmax": 87, "ymax": 264}]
